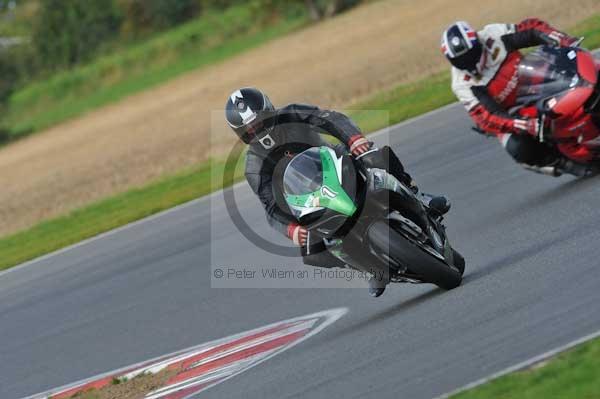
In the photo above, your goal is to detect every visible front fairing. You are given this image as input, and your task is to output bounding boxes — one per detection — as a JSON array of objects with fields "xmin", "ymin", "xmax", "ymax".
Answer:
[
  {"xmin": 516, "ymin": 46, "xmax": 596, "ymax": 116},
  {"xmin": 283, "ymin": 147, "xmax": 357, "ymax": 237}
]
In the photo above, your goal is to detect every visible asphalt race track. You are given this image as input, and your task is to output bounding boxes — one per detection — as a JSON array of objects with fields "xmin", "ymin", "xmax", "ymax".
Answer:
[{"xmin": 3, "ymin": 103, "xmax": 600, "ymax": 399}]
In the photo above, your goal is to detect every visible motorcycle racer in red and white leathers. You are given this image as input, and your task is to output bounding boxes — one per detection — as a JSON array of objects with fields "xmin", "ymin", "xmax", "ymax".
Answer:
[{"xmin": 441, "ymin": 19, "xmax": 590, "ymax": 176}]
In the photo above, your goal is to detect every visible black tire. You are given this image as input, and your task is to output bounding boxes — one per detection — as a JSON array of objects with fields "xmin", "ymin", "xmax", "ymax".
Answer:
[{"xmin": 367, "ymin": 221, "xmax": 462, "ymax": 290}]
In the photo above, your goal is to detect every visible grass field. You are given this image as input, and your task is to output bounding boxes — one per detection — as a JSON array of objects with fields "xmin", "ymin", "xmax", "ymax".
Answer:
[
  {"xmin": 2, "ymin": 0, "xmax": 596, "ymax": 239},
  {"xmin": 0, "ymin": 158, "xmax": 243, "ymax": 270},
  {"xmin": 5, "ymin": 2, "xmax": 599, "ymax": 142},
  {"xmin": 1, "ymin": 10, "xmax": 599, "ymax": 271},
  {"xmin": 349, "ymin": 72, "xmax": 453, "ymax": 132},
  {"xmin": 451, "ymin": 336, "xmax": 600, "ymax": 399},
  {"xmin": 3, "ymin": 4, "xmax": 307, "ymax": 138}
]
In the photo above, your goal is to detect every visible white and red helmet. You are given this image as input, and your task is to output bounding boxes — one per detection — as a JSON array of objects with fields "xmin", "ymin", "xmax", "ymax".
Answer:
[{"xmin": 441, "ymin": 21, "xmax": 485, "ymax": 75}]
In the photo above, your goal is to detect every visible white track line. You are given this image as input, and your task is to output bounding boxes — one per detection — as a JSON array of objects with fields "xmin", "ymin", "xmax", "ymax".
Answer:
[{"xmin": 436, "ymin": 328, "xmax": 600, "ymax": 398}]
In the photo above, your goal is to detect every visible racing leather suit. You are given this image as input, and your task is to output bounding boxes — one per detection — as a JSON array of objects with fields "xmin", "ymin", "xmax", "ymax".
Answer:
[
  {"xmin": 451, "ymin": 18, "xmax": 579, "ymax": 166},
  {"xmin": 244, "ymin": 104, "xmax": 412, "ymax": 268}
]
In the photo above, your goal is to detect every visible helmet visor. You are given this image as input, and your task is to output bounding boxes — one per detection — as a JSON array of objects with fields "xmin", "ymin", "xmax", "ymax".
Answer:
[
  {"xmin": 246, "ymin": 119, "xmax": 264, "ymax": 135},
  {"xmin": 450, "ymin": 41, "xmax": 483, "ymax": 74},
  {"xmin": 238, "ymin": 119, "xmax": 264, "ymax": 143}
]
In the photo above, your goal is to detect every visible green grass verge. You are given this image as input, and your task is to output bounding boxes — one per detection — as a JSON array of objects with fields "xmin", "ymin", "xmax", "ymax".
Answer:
[
  {"xmin": 1, "ymin": 14, "xmax": 599, "ymax": 271},
  {"xmin": 0, "ymin": 157, "xmax": 244, "ymax": 271},
  {"xmin": 348, "ymin": 71, "xmax": 454, "ymax": 132},
  {"xmin": 4, "ymin": 4, "xmax": 307, "ymax": 138},
  {"xmin": 451, "ymin": 337, "xmax": 600, "ymax": 399},
  {"xmin": 572, "ymin": 15, "xmax": 600, "ymax": 48}
]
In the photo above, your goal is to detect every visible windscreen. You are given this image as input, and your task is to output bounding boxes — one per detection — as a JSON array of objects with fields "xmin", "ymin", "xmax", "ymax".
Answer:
[
  {"xmin": 515, "ymin": 47, "xmax": 579, "ymax": 105},
  {"xmin": 283, "ymin": 147, "xmax": 323, "ymax": 196}
]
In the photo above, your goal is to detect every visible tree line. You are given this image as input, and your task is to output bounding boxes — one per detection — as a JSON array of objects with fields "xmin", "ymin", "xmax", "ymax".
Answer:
[
  {"xmin": 0, "ymin": 0, "xmax": 361, "ymax": 139},
  {"xmin": 31, "ymin": 0, "xmax": 359, "ymax": 70}
]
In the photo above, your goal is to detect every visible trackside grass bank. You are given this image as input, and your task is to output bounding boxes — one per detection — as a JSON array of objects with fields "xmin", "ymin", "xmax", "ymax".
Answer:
[
  {"xmin": 1, "ymin": 15, "xmax": 599, "ymax": 271},
  {"xmin": 348, "ymin": 72, "xmax": 453, "ymax": 132},
  {"xmin": 451, "ymin": 336, "xmax": 600, "ymax": 399},
  {"xmin": 3, "ymin": 4, "xmax": 307, "ymax": 140},
  {"xmin": 0, "ymin": 159, "xmax": 243, "ymax": 271}
]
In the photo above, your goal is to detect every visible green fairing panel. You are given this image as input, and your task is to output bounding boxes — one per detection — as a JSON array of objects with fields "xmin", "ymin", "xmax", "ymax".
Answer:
[{"xmin": 285, "ymin": 147, "xmax": 356, "ymax": 217}]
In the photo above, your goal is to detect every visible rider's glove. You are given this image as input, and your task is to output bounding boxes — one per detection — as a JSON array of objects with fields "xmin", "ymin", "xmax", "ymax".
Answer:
[
  {"xmin": 514, "ymin": 118, "xmax": 540, "ymax": 138},
  {"xmin": 287, "ymin": 223, "xmax": 308, "ymax": 247},
  {"xmin": 348, "ymin": 134, "xmax": 371, "ymax": 156},
  {"xmin": 356, "ymin": 146, "xmax": 384, "ymax": 169},
  {"xmin": 543, "ymin": 31, "xmax": 578, "ymax": 48}
]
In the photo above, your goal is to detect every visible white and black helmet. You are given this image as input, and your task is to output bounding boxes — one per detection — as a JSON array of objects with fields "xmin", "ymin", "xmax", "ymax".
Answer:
[
  {"xmin": 441, "ymin": 21, "xmax": 484, "ymax": 75},
  {"xmin": 225, "ymin": 87, "xmax": 275, "ymax": 144}
]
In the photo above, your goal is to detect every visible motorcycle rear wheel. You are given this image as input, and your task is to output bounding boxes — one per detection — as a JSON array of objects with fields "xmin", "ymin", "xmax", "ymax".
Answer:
[{"xmin": 367, "ymin": 221, "xmax": 462, "ymax": 290}]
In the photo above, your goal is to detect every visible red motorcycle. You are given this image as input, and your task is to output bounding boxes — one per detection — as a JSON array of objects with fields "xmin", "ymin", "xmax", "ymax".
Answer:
[{"xmin": 509, "ymin": 43, "xmax": 600, "ymax": 174}]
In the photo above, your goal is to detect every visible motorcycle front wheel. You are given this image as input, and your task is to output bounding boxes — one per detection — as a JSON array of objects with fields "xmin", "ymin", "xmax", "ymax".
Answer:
[{"xmin": 367, "ymin": 221, "xmax": 462, "ymax": 290}]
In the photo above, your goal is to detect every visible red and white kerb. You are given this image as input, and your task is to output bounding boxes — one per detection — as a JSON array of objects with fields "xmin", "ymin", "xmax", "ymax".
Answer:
[{"xmin": 25, "ymin": 308, "xmax": 347, "ymax": 399}]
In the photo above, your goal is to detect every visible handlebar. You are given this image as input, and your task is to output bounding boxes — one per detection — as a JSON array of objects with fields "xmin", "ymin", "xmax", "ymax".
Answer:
[{"xmin": 572, "ymin": 36, "xmax": 585, "ymax": 47}]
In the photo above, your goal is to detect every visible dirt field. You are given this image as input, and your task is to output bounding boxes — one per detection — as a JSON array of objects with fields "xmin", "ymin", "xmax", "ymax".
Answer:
[{"xmin": 2, "ymin": 0, "xmax": 599, "ymax": 236}]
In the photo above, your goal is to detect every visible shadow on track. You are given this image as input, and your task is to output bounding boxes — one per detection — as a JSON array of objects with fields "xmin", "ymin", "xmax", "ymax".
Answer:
[
  {"xmin": 333, "ymin": 288, "xmax": 445, "ymax": 340},
  {"xmin": 518, "ymin": 174, "xmax": 599, "ymax": 206},
  {"xmin": 461, "ymin": 234, "xmax": 565, "ymax": 284},
  {"xmin": 462, "ymin": 210, "xmax": 599, "ymax": 284},
  {"xmin": 478, "ymin": 174, "xmax": 600, "ymax": 229}
]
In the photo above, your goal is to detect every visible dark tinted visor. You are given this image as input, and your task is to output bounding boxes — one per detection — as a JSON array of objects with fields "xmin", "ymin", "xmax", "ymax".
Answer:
[
  {"xmin": 237, "ymin": 119, "xmax": 264, "ymax": 144},
  {"xmin": 450, "ymin": 41, "xmax": 482, "ymax": 73}
]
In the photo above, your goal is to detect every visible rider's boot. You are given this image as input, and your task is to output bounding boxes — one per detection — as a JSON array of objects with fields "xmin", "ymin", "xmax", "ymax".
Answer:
[
  {"xmin": 428, "ymin": 195, "xmax": 451, "ymax": 217},
  {"xmin": 367, "ymin": 274, "xmax": 387, "ymax": 298},
  {"xmin": 415, "ymin": 188, "xmax": 451, "ymax": 218}
]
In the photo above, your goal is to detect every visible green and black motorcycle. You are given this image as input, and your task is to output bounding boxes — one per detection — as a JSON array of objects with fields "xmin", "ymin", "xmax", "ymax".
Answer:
[{"xmin": 281, "ymin": 146, "xmax": 464, "ymax": 290}]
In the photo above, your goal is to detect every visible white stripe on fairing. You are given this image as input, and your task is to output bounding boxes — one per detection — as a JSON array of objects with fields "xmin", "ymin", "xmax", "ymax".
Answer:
[
  {"xmin": 435, "ymin": 327, "xmax": 600, "ymax": 399},
  {"xmin": 499, "ymin": 133, "xmax": 512, "ymax": 148},
  {"xmin": 23, "ymin": 308, "xmax": 348, "ymax": 399}
]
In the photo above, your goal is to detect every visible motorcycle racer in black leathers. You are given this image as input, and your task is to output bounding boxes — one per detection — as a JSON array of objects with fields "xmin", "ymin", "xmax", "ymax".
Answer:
[{"xmin": 225, "ymin": 87, "xmax": 450, "ymax": 297}]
